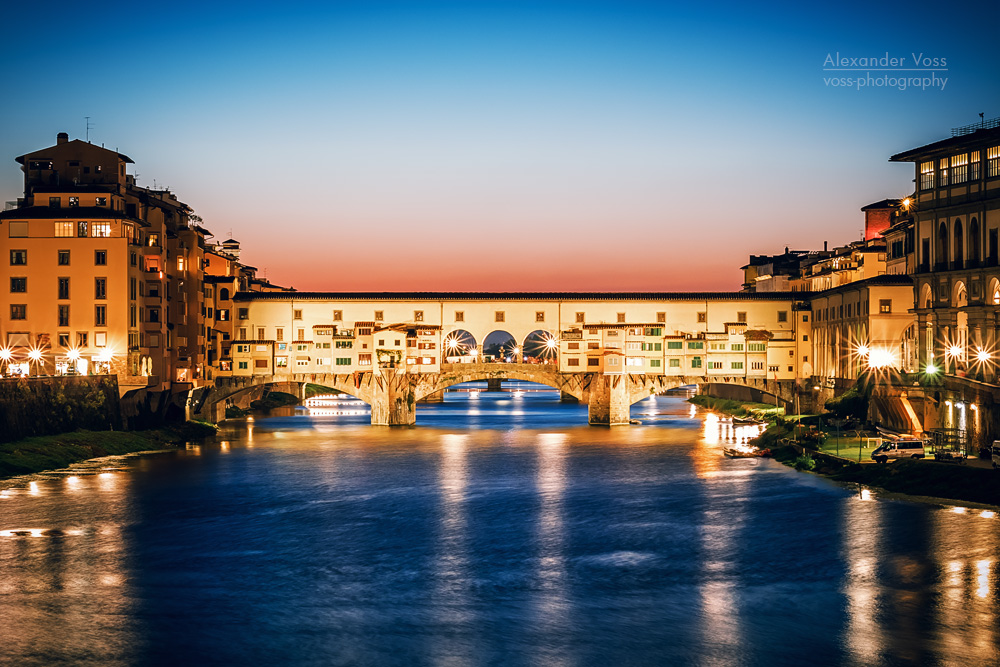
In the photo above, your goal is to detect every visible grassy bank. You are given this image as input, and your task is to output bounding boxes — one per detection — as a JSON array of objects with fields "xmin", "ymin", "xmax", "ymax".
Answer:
[
  {"xmin": 749, "ymin": 423, "xmax": 1000, "ymax": 507},
  {"xmin": 688, "ymin": 394, "xmax": 784, "ymax": 419},
  {"xmin": 0, "ymin": 421, "xmax": 217, "ymax": 479}
]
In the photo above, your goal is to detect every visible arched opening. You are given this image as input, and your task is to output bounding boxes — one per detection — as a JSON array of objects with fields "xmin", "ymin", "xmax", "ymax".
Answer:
[
  {"xmin": 219, "ymin": 288, "xmax": 230, "ymax": 300},
  {"xmin": 937, "ymin": 222, "xmax": 949, "ymax": 270},
  {"xmin": 969, "ymin": 218, "xmax": 981, "ymax": 267},
  {"xmin": 988, "ymin": 277, "xmax": 1000, "ymax": 306},
  {"xmin": 522, "ymin": 329, "xmax": 559, "ymax": 364},
  {"xmin": 482, "ymin": 330, "xmax": 517, "ymax": 362},
  {"xmin": 953, "ymin": 219, "xmax": 964, "ymax": 270},
  {"xmin": 920, "ymin": 282, "xmax": 933, "ymax": 309},
  {"xmin": 953, "ymin": 280, "xmax": 968, "ymax": 308},
  {"xmin": 443, "ymin": 329, "xmax": 477, "ymax": 361}
]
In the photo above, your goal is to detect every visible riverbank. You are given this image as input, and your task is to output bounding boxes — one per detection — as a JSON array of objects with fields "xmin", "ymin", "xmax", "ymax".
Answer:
[
  {"xmin": 759, "ymin": 425, "xmax": 1000, "ymax": 507},
  {"xmin": 0, "ymin": 421, "xmax": 217, "ymax": 478}
]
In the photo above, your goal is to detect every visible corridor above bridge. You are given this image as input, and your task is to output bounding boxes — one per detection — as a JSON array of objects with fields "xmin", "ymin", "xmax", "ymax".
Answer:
[{"xmin": 223, "ymin": 291, "xmax": 813, "ymax": 384}]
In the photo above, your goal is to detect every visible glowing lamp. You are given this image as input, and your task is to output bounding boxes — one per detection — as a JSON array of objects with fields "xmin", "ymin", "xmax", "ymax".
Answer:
[
  {"xmin": 0, "ymin": 348, "xmax": 11, "ymax": 361},
  {"xmin": 867, "ymin": 348, "xmax": 895, "ymax": 370},
  {"xmin": 545, "ymin": 338, "xmax": 558, "ymax": 350},
  {"xmin": 925, "ymin": 363, "xmax": 939, "ymax": 375},
  {"xmin": 856, "ymin": 344, "xmax": 870, "ymax": 357},
  {"xmin": 977, "ymin": 349, "xmax": 991, "ymax": 363},
  {"xmin": 67, "ymin": 349, "xmax": 80, "ymax": 361},
  {"xmin": 947, "ymin": 345, "xmax": 962, "ymax": 358},
  {"xmin": 902, "ymin": 198, "xmax": 911, "ymax": 208},
  {"xmin": 28, "ymin": 349, "xmax": 42, "ymax": 362}
]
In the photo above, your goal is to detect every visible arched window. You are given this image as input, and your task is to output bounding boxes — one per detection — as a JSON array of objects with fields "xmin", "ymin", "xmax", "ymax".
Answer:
[
  {"xmin": 219, "ymin": 288, "xmax": 230, "ymax": 301},
  {"xmin": 937, "ymin": 222, "xmax": 949, "ymax": 270},
  {"xmin": 953, "ymin": 219, "xmax": 964, "ymax": 269},
  {"xmin": 969, "ymin": 218, "xmax": 981, "ymax": 267}
]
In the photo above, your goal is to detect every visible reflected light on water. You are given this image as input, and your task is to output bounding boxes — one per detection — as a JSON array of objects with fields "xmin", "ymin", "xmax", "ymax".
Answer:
[
  {"xmin": 842, "ymin": 490, "xmax": 883, "ymax": 664},
  {"xmin": 977, "ymin": 560, "xmax": 992, "ymax": 599},
  {"xmin": 535, "ymin": 432, "xmax": 570, "ymax": 665},
  {"xmin": 981, "ymin": 510, "xmax": 996, "ymax": 519},
  {"xmin": 28, "ymin": 482, "xmax": 39, "ymax": 496}
]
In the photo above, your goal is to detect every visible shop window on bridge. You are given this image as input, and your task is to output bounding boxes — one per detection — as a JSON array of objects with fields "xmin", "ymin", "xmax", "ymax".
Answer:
[
  {"xmin": 293, "ymin": 309, "xmax": 303, "ymax": 320},
  {"xmin": 777, "ymin": 311, "xmax": 788, "ymax": 322},
  {"xmin": 748, "ymin": 343, "xmax": 766, "ymax": 352},
  {"xmin": 455, "ymin": 311, "xmax": 464, "ymax": 322},
  {"xmin": 731, "ymin": 361, "xmax": 744, "ymax": 370},
  {"xmin": 333, "ymin": 310, "xmax": 342, "ymax": 321},
  {"xmin": 644, "ymin": 327, "xmax": 662, "ymax": 336},
  {"xmin": 567, "ymin": 358, "xmax": 580, "ymax": 366},
  {"xmin": 374, "ymin": 311, "xmax": 383, "ymax": 321},
  {"xmin": 656, "ymin": 312, "xmax": 666, "ymax": 323},
  {"xmin": 414, "ymin": 311, "xmax": 424, "ymax": 322},
  {"xmin": 667, "ymin": 341, "xmax": 682, "ymax": 349},
  {"xmin": 587, "ymin": 342, "xmax": 600, "ymax": 349},
  {"xmin": 495, "ymin": 311, "xmax": 505, "ymax": 322},
  {"xmin": 669, "ymin": 359, "xmax": 681, "ymax": 368},
  {"xmin": 768, "ymin": 365, "xmax": 779, "ymax": 373},
  {"xmin": 708, "ymin": 361, "xmax": 723, "ymax": 369},
  {"xmin": 587, "ymin": 358, "xmax": 600, "ymax": 366},
  {"xmin": 336, "ymin": 358, "xmax": 352, "ymax": 366},
  {"xmin": 691, "ymin": 357, "xmax": 702, "ymax": 369},
  {"xmin": 697, "ymin": 312, "xmax": 706, "ymax": 323},
  {"xmin": 255, "ymin": 359, "xmax": 268, "ymax": 369},
  {"xmin": 687, "ymin": 341, "xmax": 704, "ymax": 350},
  {"xmin": 731, "ymin": 343, "xmax": 744, "ymax": 351},
  {"xmin": 751, "ymin": 361, "xmax": 763, "ymax": 370},
  {"xmin": 238, "ymin": 362, "xmax": 248, "ymax": 370},
  {"xmin": 576, "ymin": 312, "xmax": 585, "ymax": 323},
  {"xmin": 275, "ymin": 357, "xmax": 288, "ymax": 367},
  {"xmin": 359, "ymin": 354, "xmax": 372, "ymax": 366},
  {"xmin": 536, "ymin": 311, "xmax": 545, "ymax": 322},
  {"xmin": 649, "ymin": 359, "xmax": 661, "ymax": 368},
  {"xmin": 737, "ymin": 311, "xmax": 747, "ymax": 323},
  {"xmin": 879, "ymin": 299, "xmax": 892, "ymax": 313}
]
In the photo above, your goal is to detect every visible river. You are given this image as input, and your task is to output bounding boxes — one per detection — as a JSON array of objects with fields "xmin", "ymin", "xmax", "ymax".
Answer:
[{"xmin": 1, "ymin": 388, "xmax": 998, "ymax": 666}]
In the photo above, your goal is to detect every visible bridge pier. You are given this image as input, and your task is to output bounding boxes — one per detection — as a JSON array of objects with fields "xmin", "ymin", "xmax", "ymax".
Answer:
[
  {"xmin": 588, "ymin": 374, "xmax": 630, "ymax": 425},
  {"xmin": 560, "ymin": 391, "xmax": 579, "ymax": 403},
  {"xmin": 486, "ymin": 378, "xmax": 503, "ymax": 392},
  {"xmin": 370, "ymin": 370, "xmax": 416, "ymax": 426}
]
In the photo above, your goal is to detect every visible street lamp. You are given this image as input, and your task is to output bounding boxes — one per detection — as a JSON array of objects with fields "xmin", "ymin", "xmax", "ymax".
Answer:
[{"xmin": 28, "ymin": 348, "xmax": 43, "ymax": 376}]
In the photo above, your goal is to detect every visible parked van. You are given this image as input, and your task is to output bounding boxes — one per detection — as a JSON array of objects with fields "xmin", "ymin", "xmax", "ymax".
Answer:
[
  {"xmin": 871, "ymin": 439, "xmax": 925, "ymax": 463},
  {"xmin": 992, "ymin": 441, "xmax": 1000, "ymax": 469}
]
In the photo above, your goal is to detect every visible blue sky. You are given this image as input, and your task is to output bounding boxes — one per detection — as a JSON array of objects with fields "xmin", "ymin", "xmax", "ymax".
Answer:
[{"xmin": 1, "ymin": 0, "xmax": 997, "ymax": 290}]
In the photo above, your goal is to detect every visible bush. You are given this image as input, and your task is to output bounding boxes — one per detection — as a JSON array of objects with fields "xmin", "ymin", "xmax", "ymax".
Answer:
[
  {"xmin": 825, "ymin": 384, "xmax": 869, "ymax": 420},
  {"xmin": 794, "ymin": 454, "xmax": 816, "ymax": 471}
]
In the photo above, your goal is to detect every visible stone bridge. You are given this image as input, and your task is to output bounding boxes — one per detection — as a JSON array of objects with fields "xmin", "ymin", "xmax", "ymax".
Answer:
[{"xmin": 190, "ymin": 363, "xmax": 799, "ymax": 426}]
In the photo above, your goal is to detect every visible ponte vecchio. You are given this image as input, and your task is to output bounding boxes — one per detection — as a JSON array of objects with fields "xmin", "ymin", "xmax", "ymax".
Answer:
[{"xmin": 193, "ymin": 291, "xmax": 811, "ymax": 425}]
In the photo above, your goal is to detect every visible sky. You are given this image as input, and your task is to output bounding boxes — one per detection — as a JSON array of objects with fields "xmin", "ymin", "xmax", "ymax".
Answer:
[{"xmin": 1, "ymin": 0, "xmax": 998, "ymax": 291}]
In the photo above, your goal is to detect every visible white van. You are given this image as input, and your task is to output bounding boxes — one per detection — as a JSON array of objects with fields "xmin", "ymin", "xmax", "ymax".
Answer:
[{"xmin": 871, "ymin": 439, "xmax": 925, "ymax": 463}]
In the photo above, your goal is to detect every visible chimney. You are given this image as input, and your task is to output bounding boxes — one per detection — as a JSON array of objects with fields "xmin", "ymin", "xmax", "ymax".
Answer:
[
  {"xmin": 824, "ymin": 240, "xmax": 828, "ymax": 252},
  {"xmin": 57, "ymin": 132, "xmax": 69, "ymax": 144}
]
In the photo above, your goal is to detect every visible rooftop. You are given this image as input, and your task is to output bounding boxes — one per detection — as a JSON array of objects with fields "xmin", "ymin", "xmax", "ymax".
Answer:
[{"xmin": 234, "ymin": 291, "xmax": 812, "ymax": 302}]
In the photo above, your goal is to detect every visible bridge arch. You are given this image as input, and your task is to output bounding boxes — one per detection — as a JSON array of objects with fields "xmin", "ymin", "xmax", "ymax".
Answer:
[
  {"xmin": 522, "ymin": 329, "xmax": 559, "ymax": 363},
  {"xmin": 443, "ymin": 329, "xmax": 477, "ymax": 360},
  {"xmin": 414, "ymin": 364, "xmax": 586, "ymax": 402},
  {"xmin": 482, "ymin": 330, "xmax": 517, "ymax": 361}
]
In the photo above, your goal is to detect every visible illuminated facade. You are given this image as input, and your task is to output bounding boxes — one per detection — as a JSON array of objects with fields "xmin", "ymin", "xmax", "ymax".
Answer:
[
  {"xmin": 230, "ymin": 292, "xmax": 812, "ymax": 381},
  {"xmin": 889, "ymin": 123, "xmax": 1000, "ymax": 379},
  {"xmin": 0, "ymin": 133, "xmax": 269, "ymax": 392}
]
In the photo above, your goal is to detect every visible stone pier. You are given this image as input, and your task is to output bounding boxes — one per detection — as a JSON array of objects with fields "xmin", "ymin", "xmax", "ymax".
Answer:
[
  {"xmin": 587, "ymin": 374, "xmax": 630, "ymax": 425},
  {"xmin": 486, "ymin": 378, "xmax": 503, "ymax": 392}
]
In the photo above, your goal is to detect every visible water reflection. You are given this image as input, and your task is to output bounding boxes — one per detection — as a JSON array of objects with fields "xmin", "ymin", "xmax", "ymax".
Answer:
[
  {"xmin": 533, "ymin": 433, "xmax": 570, "ymax": 666},
  {"xmin": 1, "ymin": 395, "xmax": 999, "ymax": 665},
  {"xmin": 841, "ymin": 489, "xmax": 883, "ymax": 664},
  {"xmin": 0, "ymin": 470, "xmax": 138, "ymax": 666}
]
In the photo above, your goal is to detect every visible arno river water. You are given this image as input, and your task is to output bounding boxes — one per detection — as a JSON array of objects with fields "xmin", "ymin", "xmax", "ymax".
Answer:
[{"xmin": 1, "ymin": 386, "xmax": 999, "ymax": 666}]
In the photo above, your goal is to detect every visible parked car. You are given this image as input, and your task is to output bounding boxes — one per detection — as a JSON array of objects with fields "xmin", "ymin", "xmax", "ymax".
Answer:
[{"xmin": 871, "ymin": 439, "xmax": 925, "ymax": 464}]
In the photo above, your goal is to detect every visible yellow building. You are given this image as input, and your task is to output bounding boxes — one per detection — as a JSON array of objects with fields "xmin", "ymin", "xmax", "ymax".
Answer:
[{"xmin": 0, "ymin": 133, "xmax": 211, "ymax": 392}]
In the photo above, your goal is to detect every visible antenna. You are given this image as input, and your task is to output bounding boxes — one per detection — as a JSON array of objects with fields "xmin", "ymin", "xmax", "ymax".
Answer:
[{"xmin": 85, "ymin": 116, "xmax": 94, "ymax": 142}]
